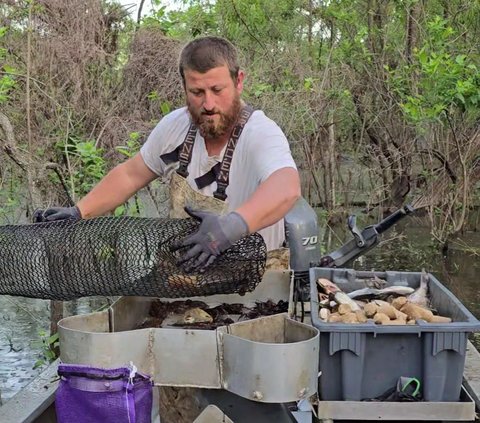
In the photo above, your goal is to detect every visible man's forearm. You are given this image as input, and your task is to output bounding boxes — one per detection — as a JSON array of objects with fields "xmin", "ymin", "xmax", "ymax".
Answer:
[
  {"xmin": 77, "ymin": 165, "xmax": 138, "ymax": 218},
  {"xmin": 77, "ymin": 154, "xmax": 158, "ymax": 218},
  {"xmin": 235, "ymin": 167, "xmax": 301, "ymax": 233}
]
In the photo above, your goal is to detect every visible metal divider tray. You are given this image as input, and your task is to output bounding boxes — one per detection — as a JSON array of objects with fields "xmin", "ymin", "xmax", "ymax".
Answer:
[{"xmin": 58, "ymin": 270, "xmax": 319, "ymax": 403}]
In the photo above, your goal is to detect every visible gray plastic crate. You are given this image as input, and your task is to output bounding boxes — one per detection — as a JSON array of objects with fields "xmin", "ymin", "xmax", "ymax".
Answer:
[{"xmin": 309, "ymin": 268, "xmax": 480, "ymax": 402}]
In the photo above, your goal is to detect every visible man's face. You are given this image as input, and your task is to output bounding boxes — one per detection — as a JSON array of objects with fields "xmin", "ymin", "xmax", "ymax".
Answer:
[{"xmin": 185, "ymin": 64, "xmax": 244, "ymax": 139}]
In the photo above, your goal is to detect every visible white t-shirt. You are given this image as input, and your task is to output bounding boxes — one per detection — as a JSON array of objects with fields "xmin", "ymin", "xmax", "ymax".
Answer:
[{"xmin": 140, "ymin": 107, "xmax": 297, "ymax": 251}]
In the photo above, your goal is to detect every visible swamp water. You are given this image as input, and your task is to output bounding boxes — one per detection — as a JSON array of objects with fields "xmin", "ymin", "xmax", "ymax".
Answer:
[{"xmin": 0, "ymin": 297, "xmax": 111, "ymax": 402}]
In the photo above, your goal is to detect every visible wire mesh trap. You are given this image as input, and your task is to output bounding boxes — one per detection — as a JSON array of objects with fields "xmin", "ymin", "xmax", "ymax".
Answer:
[{"xmin": 0, "ymin": 217, "xmax": 267, "ymax": 300}]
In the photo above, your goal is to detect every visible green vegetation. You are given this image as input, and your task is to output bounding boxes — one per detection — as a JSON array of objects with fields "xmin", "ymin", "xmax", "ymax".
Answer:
[
  {"xmin": 32, "ymin": 331, "xmax": 59, "ymax": 369},
  {"xmin": 0, "ymin": 0, "xmax": 478, "ymax": 249}
]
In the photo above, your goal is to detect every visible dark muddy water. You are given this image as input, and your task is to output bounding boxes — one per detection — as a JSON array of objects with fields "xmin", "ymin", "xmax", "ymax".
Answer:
[{"xmin": 0, "ymin": 210, "xmax": 478, "ymax": 404}]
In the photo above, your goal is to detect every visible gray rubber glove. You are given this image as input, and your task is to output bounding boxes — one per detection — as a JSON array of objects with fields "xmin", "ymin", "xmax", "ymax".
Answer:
[
  {"xmin": 33, "ymin": 206, "xmax": 82, "ymax": 223},
  {"xmin": 173, "ymin": 207, "xmax": 249, "ymax": 272}
]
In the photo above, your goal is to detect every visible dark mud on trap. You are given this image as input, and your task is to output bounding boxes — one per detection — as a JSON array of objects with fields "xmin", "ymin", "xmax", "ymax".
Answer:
[{"xmin": 135, "ymin": 299, "xmax": 289, "ymax": 330}]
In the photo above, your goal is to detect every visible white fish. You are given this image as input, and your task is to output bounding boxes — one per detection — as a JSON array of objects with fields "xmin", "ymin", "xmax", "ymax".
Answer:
[
  {"xmin": 347, "ymin": 286, "xmax": 414, "ymax": 300},
  {"xmin": 407, "ymin": 270, "xmax": 429, "ymax": 308},
  {"xmin": 334, "ymin": 291, "xmax": 361, "ymax": 311},
  {"xmin": 182, "ymin": 308, "xmax": 213, "ymax": 324},
  {"xmin": 317, "ymin": 278, "xmax": 361, "ymax": 311}
]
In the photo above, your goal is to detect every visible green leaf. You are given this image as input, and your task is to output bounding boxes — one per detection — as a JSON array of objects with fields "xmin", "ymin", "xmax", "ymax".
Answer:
[
  {"xmin": 129, "ymin": 132, "xmax": 141, "ymax": 142},
  {"xmin": 114, "ymin": 205, "xmax": 126, "ymax": 216},
  {"xmin": 115, "ymin": 147, "xmax": 130, "ymax": 157},
  {"xmin": 455, "ymin": 55, "xmax": 466, "ymax": 65},
  {"xmin": 147, "ymin": 90, "xmax": 159, "ymax": 101},
  {"xmin": 455, "ymin": 93, "xmax": 465, "ymax": 105},
  {"xmin": 303, "ymin": 77, "xmax": 315, "ymax": 91},
  {"xmin": 160, "ymin": 102, "xmax": 171, "ymax": 115},
  {"xmin": 2, "ymin": 65, "xmax": 16, "ymax": 74},
  {"xmin": 33, "ymin": 360, "xmax": 44, "ymax": 370},
  {"xmin": 48, "ymin": 333, "xmax": 59, "ymax": 344},
  {"xmin": 417, "ymin": 48, "xmax": 428, "ymax": 65}
]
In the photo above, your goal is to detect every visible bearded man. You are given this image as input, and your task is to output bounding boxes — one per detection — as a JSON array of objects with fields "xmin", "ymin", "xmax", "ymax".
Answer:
[
  {"xmin": 35, "ymin": 36, "xmax": 300, "ymax": 272},
  {"xmin": 34, "ymin": 36, "xmax": 301, "ymax": 422}
]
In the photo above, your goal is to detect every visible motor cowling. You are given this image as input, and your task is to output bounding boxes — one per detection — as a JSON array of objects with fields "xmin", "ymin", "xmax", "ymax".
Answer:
[{"xmin": 284, "ymin": 198, "xmax": 321, "ymax": 302}]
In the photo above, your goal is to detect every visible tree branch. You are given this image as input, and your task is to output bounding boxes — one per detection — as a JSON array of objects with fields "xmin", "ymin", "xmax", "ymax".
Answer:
[{"xmin": 0, "ymin": 112, "xmax": 27, "ymax": 171}]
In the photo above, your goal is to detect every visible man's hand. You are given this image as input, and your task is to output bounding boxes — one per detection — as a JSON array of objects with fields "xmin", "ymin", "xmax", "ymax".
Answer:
[
  {"xmin": 33, "ymin": 206, "xmax": 82, "ymax": 223},
  {"xmin": 172, "ymin": 207, "xmax": 249, "ymax": 272}
]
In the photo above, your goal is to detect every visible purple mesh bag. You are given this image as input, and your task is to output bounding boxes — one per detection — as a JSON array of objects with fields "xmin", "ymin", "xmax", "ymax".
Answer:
[{"xmin": 55, "ymin": 363, "xmax": 153, "ymax": 423}]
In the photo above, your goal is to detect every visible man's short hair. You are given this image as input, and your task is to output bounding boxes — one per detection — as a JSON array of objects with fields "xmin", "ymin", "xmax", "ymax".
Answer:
[{"xmin": 179, "ymin": 36, "xmax": 240, "ymax": 84}]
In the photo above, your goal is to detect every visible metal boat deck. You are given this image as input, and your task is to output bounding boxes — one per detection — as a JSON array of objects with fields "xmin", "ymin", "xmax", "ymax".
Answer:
[{"xmin": 2, "ymin": 268, "xmax": 480, "ymax": 422}]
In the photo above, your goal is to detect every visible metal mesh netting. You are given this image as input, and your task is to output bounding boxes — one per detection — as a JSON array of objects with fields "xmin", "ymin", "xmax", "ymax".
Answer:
[{"xmin": 0, "ymin": 217, "xmax": 267, "ymax": 300}]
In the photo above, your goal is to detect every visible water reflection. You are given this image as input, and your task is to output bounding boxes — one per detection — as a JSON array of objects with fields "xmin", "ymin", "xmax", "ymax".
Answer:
[
  {"xmin": 0, "ymin": 296, "xmax": 49, "ymax": 403},
  {"xmin": 0, "ymin": 296, "xmax": 111, "ymax": 403}
]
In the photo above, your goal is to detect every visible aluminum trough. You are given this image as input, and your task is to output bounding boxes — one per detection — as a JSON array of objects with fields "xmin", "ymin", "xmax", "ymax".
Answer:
[{"xmin": 58, "ymin": 270, "xmax": 319, "ymax": 403}]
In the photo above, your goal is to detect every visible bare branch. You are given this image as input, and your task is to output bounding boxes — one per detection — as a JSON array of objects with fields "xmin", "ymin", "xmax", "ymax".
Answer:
[{"xmin": 0, "ymin": 112, "xmax": 27, "ymax": 171}]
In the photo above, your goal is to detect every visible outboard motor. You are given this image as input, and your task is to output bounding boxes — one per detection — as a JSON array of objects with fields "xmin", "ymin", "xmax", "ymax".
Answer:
[
  {"xmin": 284, "ymin": 197, "xmax": 321, "ymax": 311},
  {"xmin": 284, "ymin": 199, "xmax": 414, "ymax": 320}
]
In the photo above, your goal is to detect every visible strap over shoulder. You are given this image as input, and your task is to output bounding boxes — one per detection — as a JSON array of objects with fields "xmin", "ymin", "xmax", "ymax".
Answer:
[{"xmin": 159, "ymin": 104, "xmax": 255, "ymax": 201}]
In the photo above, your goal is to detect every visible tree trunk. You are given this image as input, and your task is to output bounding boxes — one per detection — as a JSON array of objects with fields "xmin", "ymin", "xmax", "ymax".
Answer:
[
  {"xmin": 50, "ymin": 301, "xmax": 64, "ymax": 338},
  {"xmin": 327, "ymin": 118, "xmax": 336, "ymax": 210},
  {"xmin": 406, "ymin": 1, "xmax": 421, "ymax": 64}
]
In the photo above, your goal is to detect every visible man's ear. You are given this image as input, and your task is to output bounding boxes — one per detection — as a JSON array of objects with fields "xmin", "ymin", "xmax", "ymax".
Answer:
[{"xmin": 236, "ymin": 70, "xmax": 245, "ymax": 93}]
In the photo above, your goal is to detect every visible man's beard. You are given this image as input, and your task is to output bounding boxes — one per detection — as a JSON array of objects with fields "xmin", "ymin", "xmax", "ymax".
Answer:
[{"xmin": 188, "ymin": 95, "xmax": 241, "ymax": 139}]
